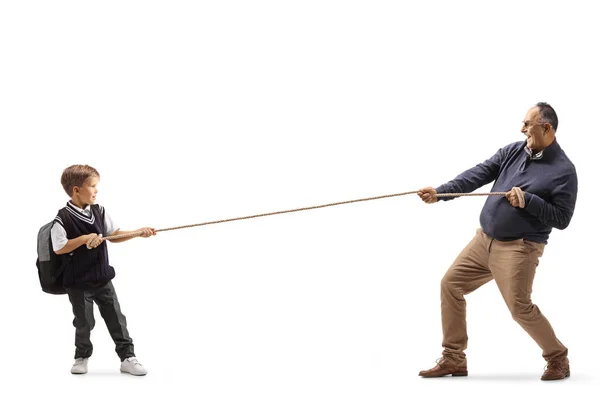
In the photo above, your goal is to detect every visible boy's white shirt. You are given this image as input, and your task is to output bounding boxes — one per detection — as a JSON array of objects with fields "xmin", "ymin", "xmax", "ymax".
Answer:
[{"xmin": 51, "ymin": 202, "xmax": 119, "ymax": 252}]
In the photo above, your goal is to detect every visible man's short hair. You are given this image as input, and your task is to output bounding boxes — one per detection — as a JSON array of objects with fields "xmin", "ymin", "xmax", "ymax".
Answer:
[
  {"xmin": 61, "ymin": 165, "xmax": 100, "ymax": 196},
  {"xmin": 536, "ymin": 102, "xmax": 558, "ymax": 132}
]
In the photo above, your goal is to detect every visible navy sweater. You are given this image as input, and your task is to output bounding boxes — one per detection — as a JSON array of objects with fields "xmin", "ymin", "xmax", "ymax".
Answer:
[{"xmin": 435, "ymin": 139, "xmax": 578, "ymax": 243}]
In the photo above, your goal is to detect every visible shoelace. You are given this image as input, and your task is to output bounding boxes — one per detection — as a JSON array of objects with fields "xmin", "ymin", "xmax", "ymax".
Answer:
[
  {"xmin": 127, "ymin": 357, "xmax": 142, "ymax": 366},
  {"xmin": 434, "ymin": 356, "xmax": 466, "ymax": 369},
  {"xmin": 545, "ymin": 361, "xmax": 565, "ymax": 373},
  {"xmin": 435, "ymin": 357, "xmax": 455, "ymax": 368}
]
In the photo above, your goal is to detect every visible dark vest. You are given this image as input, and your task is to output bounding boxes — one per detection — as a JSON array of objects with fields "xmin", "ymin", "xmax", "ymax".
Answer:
[{"xmin": 56, "ymin": 202, "xmax": 115, "ymax": 288}]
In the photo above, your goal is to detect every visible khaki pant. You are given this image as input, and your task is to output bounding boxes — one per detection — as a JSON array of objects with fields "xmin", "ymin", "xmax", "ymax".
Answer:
[{"xmin": 441, "ymin": 228, "xmax": 567, "ymax": 361}]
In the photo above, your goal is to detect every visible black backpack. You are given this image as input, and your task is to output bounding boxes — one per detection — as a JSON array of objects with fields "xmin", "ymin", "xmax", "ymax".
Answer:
[{"xmin": 36, "ymin": 208, "xmax": 71, "ymax": 295}]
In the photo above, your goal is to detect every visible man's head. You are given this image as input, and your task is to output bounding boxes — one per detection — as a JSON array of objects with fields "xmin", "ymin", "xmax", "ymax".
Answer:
[
  {"xmin": 521, "ymin": 102, "xmax": 558, "ymax": 152},
  {"xmin": 61, "ymin": 165, "xmax": 100, "ymax": 206}
]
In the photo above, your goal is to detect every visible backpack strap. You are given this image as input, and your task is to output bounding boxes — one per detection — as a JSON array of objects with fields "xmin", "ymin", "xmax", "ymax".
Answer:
[{"xmin": 53, "ymin": 207, "xmax": 73, "ymax": 278}]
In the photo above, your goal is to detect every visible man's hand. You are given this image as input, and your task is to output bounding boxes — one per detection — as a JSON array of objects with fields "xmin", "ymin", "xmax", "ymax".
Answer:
[
  {"xmin": 417, "ymin": 187, "xmax": 438, "ymax": 204},
  {"xmin": 505, "ymin": 187, "xmax": 525, "ymax": 208},
  {"xmin": 138, "ymin": 227, "xmax": 156, "ymax": 238}
]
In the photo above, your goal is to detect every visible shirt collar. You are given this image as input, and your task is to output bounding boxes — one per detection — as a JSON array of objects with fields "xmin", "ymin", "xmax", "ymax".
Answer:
[
  {"xmin": 523, "ymin": 138, "xmax": 559, "ymax": 161},
  {"xmin": 524, "ymin": 145, "xmax": 544, "ymax": 160},
  {"xmin": 67, "ymin": 201, "xmax": 92, "ymax": 215}
]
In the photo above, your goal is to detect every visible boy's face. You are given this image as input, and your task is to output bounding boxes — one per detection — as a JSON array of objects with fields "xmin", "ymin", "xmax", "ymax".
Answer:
[{"xmin": 73, "ymin": 176, "xmax": 99, "ymax": 206}]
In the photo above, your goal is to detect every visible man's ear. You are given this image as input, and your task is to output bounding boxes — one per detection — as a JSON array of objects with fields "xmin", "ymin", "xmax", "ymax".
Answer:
[{"xmin": 543, "ymin": 123, "xmax": 551, "ymax": 134}]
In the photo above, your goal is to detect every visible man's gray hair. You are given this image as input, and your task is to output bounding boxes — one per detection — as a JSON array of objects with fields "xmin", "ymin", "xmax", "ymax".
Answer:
[{"xmin": 536, "ymin": 102, "xmax": 558, "ymax": 132}]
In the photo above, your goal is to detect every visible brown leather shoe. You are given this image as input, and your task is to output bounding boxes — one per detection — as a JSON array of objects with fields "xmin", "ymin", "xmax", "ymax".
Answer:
[
  {"xmin": 419, "ymin": 357, "xmax": 468, "ymax": 378},
  {"xmin": 541, "ymin": 356, "xmax": 570, "ymax": 381}
]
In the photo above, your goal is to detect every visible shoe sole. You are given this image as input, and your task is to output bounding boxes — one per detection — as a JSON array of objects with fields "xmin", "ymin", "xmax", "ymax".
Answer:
[
  {"xmin": 419, "ymin": 371, "xmax": 468, "ymax": 378},
  {"xmin": 541, "ymin": 371, "xmax": 570, "ymax": 381},
  {"xmin": 120, "ymin": 370, "xmax": 147, "ymax": 376}
]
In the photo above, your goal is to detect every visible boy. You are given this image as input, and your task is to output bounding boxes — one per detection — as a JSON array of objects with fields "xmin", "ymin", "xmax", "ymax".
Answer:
[{"xmin": 51, "ymin": 164, "xmax": 155, "ymax": 376}]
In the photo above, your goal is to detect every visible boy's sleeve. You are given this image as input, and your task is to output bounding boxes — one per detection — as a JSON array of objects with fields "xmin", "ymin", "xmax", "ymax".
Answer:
[
  {"xmin": 104, "ymin": 211, "xmax": 119, "ymax": 236},
  {"xmin": 51, "ymin": 223, "xmax": 68, "ymax": 252}
]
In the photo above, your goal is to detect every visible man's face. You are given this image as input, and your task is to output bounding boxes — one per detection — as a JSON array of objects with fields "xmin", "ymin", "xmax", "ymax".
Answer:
[{"xmin": 521, "ymin": 107, "xmax": 547, "ymax": 152}]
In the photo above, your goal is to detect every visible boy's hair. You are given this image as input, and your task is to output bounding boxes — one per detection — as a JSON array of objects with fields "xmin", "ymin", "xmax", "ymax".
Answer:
[{"xmin": 61, "ymin": 165, "xmax": 100, "ymax": 197}]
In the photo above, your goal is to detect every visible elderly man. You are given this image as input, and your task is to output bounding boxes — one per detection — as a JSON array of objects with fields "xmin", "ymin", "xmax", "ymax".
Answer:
[{"xmin": 417, "ymin": 102, "xmax": 577, "ymax": 380}]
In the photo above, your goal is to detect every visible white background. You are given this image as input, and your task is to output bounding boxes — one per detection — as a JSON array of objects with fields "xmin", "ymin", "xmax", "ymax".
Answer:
[{"xmin": 1, "ymin": 1, "xmax": 598, "ymax": 399}]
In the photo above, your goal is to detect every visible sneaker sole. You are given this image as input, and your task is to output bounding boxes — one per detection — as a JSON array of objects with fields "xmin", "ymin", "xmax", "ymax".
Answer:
[{"xmin": 120, "ymin": 370, "xmax": 147, "ymax": 376}]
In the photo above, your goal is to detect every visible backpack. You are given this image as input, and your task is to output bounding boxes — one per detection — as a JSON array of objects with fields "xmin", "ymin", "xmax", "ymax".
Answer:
[{"xmin": 36, "ymin": 209, "xmax": 71, "ymax": 295}]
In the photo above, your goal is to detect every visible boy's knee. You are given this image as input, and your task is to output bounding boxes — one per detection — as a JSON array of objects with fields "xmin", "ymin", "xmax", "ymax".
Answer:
[{"xmin": 74, "ymin": 319, "xmax": 95, "ymax": 330}]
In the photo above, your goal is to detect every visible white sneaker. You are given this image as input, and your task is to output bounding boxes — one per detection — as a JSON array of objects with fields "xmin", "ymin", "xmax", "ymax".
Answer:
[
  {"xmin": 120, "ymin": 357, "xmax": 148, "ymax": 376},
  {"xmin": 71, "ymin": 358, "xmax": 89, "ymax": 374}
]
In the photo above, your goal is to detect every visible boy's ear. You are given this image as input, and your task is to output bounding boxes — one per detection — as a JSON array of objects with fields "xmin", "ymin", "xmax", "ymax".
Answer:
[{"xmin": 72, "ymin": 186, "xmax": 80, "ymax": 196}]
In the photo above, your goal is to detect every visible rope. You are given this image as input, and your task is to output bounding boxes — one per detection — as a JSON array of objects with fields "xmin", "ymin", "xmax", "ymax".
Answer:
[{"xmin": 95, "ymin": 190, "xmax": 516, "ymax": 243}]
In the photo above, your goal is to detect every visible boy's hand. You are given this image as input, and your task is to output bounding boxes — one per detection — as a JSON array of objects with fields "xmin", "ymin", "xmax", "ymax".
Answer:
[
  {"xmin": 85, "ymin": 233, "xmax": 103, "ymax": 249},
  {"xmin": 138, "ymin": 227, "xmax": 156, "ymax": 238}
]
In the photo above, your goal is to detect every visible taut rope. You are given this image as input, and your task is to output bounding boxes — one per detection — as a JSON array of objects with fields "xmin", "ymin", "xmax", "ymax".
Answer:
[{"xmin": 96, "ymin": 189, "xmax": 519, "ymax": 243}]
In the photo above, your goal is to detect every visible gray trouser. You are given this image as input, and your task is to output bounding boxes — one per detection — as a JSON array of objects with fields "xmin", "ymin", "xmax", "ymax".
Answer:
[{"xmin": 67, "ymin": 281, "xmax": 135, "ymax": 361}]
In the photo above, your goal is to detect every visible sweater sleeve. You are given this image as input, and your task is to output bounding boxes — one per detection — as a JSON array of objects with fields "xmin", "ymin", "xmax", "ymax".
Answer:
[
  {"xmin": 435, "ymin": 147, "xmax": 504, "ymax": 201},
  {"xmin": 523, "ymin": 170, "xmax": 578, "ymax": 230}
]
